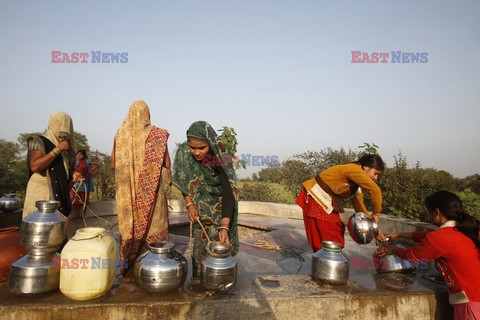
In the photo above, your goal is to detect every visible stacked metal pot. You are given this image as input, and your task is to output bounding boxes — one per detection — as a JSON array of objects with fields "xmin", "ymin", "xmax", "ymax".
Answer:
[
  {"xmin": 0, "ymin": 194, "xmax": 22, "ymax": 213},
  {"xmin": 8, "ymin": 200, "xmax": 68, "ymax": 295}
]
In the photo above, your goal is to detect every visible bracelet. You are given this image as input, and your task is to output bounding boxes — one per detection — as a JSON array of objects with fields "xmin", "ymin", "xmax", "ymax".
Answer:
[
  {"xmin": 52, "ymin": 147, "xmax": 61, "ymax": 156},
  {"xmin": 185, "ymin": 202, "xmax": 194, "ymax": 208},
  {"xmin": 219, "ymin": 226, "xmax": 230, "ymax": 232},
  {"xmin": 50, "ymin": 151, "xmax": 56, "ymax": 158}
]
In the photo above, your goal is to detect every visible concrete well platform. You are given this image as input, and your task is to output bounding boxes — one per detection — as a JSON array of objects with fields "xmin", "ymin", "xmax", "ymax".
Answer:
[{"xmin": 0, "ymin": 201, "xmax": 452, "ymax": 320}]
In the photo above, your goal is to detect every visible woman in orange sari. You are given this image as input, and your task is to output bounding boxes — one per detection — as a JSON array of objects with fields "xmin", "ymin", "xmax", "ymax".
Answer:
[{"xmin": 110, "ymin": 100, "xmax": 171, "ymax": 276}]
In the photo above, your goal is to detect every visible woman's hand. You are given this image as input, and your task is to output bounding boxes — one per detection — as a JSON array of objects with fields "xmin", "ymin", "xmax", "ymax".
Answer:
[
  {"xmin": 384, "ymin": 233, "xmax": 400, "ymax": 241},
  {"xmin": 187, "ymin": 204, "xmax": 199, "ymax": 222},
  {"xmin": 56, "ymin": 140, "xmax": 70, "ymax": 152},
  {"xmin": 376, "ymin": 245, "xmax": 396, "ymax": 256},
  {"xmin": 218, "ymin": 229, "xmax": 230, "ymax": 245},
  {"xmin": 376, "ymin": 230, "xmax": 387, "ymax": 242}
]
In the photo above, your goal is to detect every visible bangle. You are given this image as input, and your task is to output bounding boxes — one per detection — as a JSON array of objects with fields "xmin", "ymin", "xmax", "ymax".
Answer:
[
  {"xmin": 50, "ymin": 151, "xmax": 56, "ymax": 158},
  {"xmin": 219, "ymin": 226, "xmax": 230, "ymax": 232},
  {"xmin": 52, "ymin": 147, "xmax": 60, "ymax": 156},
  {"xmin": 186, "ymin": 202, "xmax": 194, "ymax": 208}
]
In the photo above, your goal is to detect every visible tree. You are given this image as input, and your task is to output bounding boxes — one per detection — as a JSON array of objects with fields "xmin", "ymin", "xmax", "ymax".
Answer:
[
  {"xmin": 379, "ymin": 151, "xmax": 457, "ymax": 221},
  {"xmin": 0, "ymin": 139, "xmax": 27, "ymax": 196},
  {"xmin": 17, "ymin": 131, "xmax": 90, "ymax": 153},
  {"xmin": 88, "ymin": 150, "xmax": 115, "ymax": 200},
  {"xmin": 457, "ymin": 174, "xmax": 480, "ymax": 195},
  {"xmin": 217, "ymin": 126, "xmax": 246, "ymax": 169},
  {"xmin": 294, "ymin": 147, "xmax": 359, "ymax": 176}
]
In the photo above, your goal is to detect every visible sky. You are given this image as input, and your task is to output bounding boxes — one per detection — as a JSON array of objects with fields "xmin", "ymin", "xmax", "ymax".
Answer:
[{"xmin": 0, "ymin": 0, "xmax": 479, "ymax": 178}]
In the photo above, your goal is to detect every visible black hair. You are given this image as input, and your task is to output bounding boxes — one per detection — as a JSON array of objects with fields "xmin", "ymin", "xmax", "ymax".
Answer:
[
  {"xmin": 76, "ymin": 149, "xmax": 88, "ymax": 159},
  {"xmin": 357, "ymin": 154, "xmax": 385, "ymax": 172},
  {"xmin": 425, "ymin": 190, "xmax": 480, "ymax": 253}
]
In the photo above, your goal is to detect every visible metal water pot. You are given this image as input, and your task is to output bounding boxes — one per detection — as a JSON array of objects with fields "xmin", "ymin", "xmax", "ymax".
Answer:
[
  {"xmin": 20, "ymin": 201, "xmax": 68, "ymax": 256},
  {"xmin": 373, "ymin": 242, "xmax": 415, "ymax": 274},
  {"xmin": 8, "ymin": 253, "xmax": 60, "ymax": 295},
  {"xmin": 312, "ymin": 241, "xmax": 349, "ymax": 285},
  {"xmin": 134, "ymin": 241, "xmax": 187, "ymax": 292},
  {"xmin": 0, "ymin": 193, "xmax": 22, "ymax": 213},
  {"xmin": 347, "ymin": 212, "xmax": 379, "ymax": 244},
  {"xmin": 200, "ymin": 241, "xmax": 237, "ymax": 291}
]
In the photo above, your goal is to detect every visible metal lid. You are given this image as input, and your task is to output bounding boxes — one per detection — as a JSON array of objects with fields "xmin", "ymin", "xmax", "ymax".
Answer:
[
  {"xmin": 35, "ymin": 200, "xmax": 60, "ymax": 212},
  {"xmin": 321, "ymin": 241, "xmax": 342, "ymax": 252},
  {"xmin": 148, "ymin": 241, "xmax": 175, "ymax": 254}
]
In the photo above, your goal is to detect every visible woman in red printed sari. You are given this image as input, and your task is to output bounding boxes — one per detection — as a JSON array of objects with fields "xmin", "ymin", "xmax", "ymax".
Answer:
[{"xmin": 110, "ymin": 100, "xmax": 171, "ymax": 276}]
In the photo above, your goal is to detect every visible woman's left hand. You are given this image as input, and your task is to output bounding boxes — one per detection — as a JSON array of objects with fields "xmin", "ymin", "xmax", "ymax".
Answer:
[
  {"xmin": 376, "ymin": 245, "xmax": 396, "ymax": 256},
  {"xmin": 218, "ymin": 229, "xmax": 230, "ymax": 245}
]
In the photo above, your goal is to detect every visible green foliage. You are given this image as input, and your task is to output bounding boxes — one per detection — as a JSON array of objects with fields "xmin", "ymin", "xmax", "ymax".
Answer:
[
  {"xmin": 379, "ymin": 152, "xmax": 457, "ymax": 221},
  {"xmin": 0, "ymin": 139, "xmax": 27, "ymax": 195},
  {"xmin": 88, "ymin": 150, "xmax": 115, "ymax": 200},
  {"xmin": 457, "ymin": 189, "xmax": 480, "ymax": 222},
  {"xmin": 358, "ymin": 142, "xmax": 379, "ymax": 155},
  {"xmin": 217, "ymin": 126, "xmax": 246, "ymax": 169},
  {"xmin": 456, "ymin": 174, "xmax": 480, "ymax": 195},
  {"xmin": 238, "ymin": 181, "xmax": 295, "ymax": 203},
  {"xmin": 258, "ymin": 147, "xmax": 359, "ymax": 197},
  {"xmin": 17, "ymin": 131, "xmax": 90, "ymax": 153},
  {"xmin": 294, "ymin": 147, "xmax": 359, "ymax": 175}
]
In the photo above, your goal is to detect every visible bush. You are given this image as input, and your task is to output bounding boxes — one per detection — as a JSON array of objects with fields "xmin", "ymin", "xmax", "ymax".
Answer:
[
  {"xmin": 457, "ymin": 189, "xmax": 480, "ymax": 222},
  {"xmin": 238, "ymin": 181, "xmax": 295, "ymax": 203}
]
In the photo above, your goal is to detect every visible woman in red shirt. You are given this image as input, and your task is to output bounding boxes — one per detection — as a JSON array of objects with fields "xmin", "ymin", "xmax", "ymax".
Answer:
[{"xmin": 376, "ymin": 191, "xmax": 480, "ymax": 320}]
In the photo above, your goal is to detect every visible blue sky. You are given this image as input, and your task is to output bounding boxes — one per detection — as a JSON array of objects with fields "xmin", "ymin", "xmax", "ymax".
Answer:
[{"xmin": 0, "ymin": 0, "xmax": 479, "ymax": 178}]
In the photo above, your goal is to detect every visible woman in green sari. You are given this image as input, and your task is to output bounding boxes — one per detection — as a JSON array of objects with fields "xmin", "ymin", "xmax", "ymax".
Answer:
[{"xmin": 173, "ymin": 121, "xmax": 239, "ymax": 277}]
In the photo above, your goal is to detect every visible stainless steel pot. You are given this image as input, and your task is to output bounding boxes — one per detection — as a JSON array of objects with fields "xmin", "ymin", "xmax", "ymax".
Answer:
[
  {"xmin": 312, "ymin": 241, "xmax": 349, "ymax": 285},
  {"xmin": 0, "ymin": 194, "xmax": 22, "ymax": 213},
  {"xmin": 134, "ymin": 241, "xmax": 187, "ymax": 292},
  {"xmin": 373, "ymin": 242, "xmax": 415, "ymax": 274},
  {"xmin": 8, "ymin": 253, "xmax": 60, "ymax": 295},
  {"xmin": 200, "ymin": 241, "xmax": 237, "ymax": 291},
  {"xmin": 20, "ymin": 201, "xmax": 68, "ymax": 256},
  {"xmin": 347, "ymin": 212, "xmax": 379, "ymax": 244}
]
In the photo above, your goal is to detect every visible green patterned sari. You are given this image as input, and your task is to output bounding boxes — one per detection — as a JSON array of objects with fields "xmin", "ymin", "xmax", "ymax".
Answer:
[{"xmin": 173, "ymin": 121, "xmax": 239, "ymax": 276}]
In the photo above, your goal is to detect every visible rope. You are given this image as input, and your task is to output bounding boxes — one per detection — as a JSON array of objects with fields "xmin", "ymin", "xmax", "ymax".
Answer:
[{"xmin": 71, "ymin": 179, "xmax": 114, "ymax": 227}]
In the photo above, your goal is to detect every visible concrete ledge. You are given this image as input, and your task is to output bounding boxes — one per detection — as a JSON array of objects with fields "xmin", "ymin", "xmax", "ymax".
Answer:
[
  {"xmin": 87, "ymin": 200, "xmax": 437, "ymax": 234},
  {"xmin": 0, "ymin": 275, "xmax": 451, "ymax": 320}
]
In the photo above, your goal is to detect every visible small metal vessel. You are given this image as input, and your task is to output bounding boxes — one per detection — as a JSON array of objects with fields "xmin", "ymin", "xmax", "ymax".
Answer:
[
  {"xmin": 312, "ymin": 241, "xmax": 349, "ymax": 285},
  {"xmin": 0, "ymin": 194, "xmax": 22, "ymax": 213},
  {"xmin": 373, "ymin": 242, "xmax": 415, "ymax": 274},
  {"xmin": 8, "ymin": 253, "xmax": 60, "ymax": 295},
  {"xmin": 134, "ymin": 241, "xmax": 187, "ymax": 292},
  {"xmin": 20, "ymin": 201, "xmax": 68, "ymax": 256},
  {"xmin": 347, "ymin": 212, "xmax": 379, "ymax": 244},
  {"xmin": 200, "ymin": 241, "xmax": 237, "ymax": 291}
]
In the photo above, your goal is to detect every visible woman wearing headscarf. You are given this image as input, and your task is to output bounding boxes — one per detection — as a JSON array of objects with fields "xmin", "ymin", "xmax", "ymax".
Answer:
[
  {"xmin": 110, "ymin": 100, "xmax": 171, "ymax": 276},
  {"xmin": 173, "ymin": 121, "xmax": 239, "ymax": 278},
  {"xmin": 23, "ymin": 112, "xmax": 76, "ymax": 217}
]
